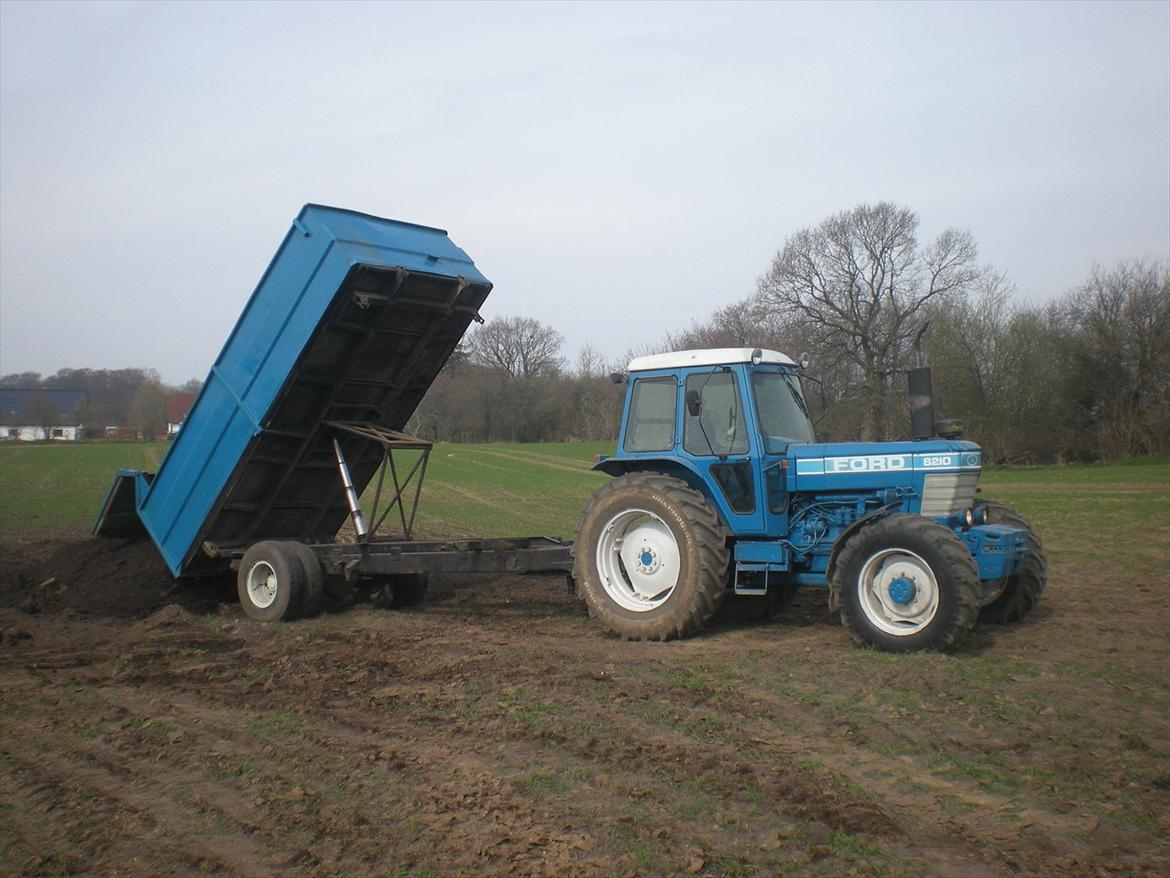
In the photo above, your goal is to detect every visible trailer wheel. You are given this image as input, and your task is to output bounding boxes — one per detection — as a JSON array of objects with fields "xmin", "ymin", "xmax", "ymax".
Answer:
[
  {"xmin": 572, "ymin": 473, "xmax": 729, "ymax": 641},
  {"xmin": 375, "ymin": 574, "xmax": 429, "ymax": 609},
  {"xmin": 835, "ymin": 514, "xmax": 979, "ymax": 652},
  {"xmin": 975, "ymin": 501, "xmax": 1047, "ymax": 624},
  {"xmin": 286, "ymin": 542, "xmax": 324, "ymax": 618},
  {"xmin": 238, "ymin": 541, "xmax": 304, "ymax": 623}
]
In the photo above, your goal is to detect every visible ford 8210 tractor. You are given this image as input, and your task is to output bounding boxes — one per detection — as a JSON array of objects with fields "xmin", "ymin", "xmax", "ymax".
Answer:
[{"xmin": 572, "ymin": 348, "xmax": 1047, "ymax": 650}]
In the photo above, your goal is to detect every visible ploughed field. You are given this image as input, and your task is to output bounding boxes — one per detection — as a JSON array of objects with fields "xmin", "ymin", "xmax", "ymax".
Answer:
[{"xmin": 0, "ymin": 443, "xmax": 1167, "ymax": 878}]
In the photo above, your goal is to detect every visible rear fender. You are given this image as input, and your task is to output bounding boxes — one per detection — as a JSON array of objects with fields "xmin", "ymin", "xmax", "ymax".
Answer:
[{"xmin": 592, "ymin": 457, "xmax": 724, "ymax": 524}]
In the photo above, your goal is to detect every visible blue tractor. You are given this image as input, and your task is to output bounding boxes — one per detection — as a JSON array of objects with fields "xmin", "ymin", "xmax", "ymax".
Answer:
[{"xmin": 571, "ymin": 348, "xmax": 1047, "ymax": 651}]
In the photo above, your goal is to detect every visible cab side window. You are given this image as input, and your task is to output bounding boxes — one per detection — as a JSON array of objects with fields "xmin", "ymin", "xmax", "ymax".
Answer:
[
  {"xmin": 623, "ymin": 377, "xmax": 677, "ymax": 452},
  {"xmin": 683, "ymin": 372, "xmax": 748, "ymax": 456}
]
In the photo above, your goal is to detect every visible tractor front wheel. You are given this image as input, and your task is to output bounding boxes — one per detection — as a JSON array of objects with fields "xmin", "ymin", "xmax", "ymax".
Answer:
[
  {"xmin": 572, "ymin": 473, "xmax": 729, "ymax": 641},
  {"xmin": 975, "ymin": 501, "xmax": 1047, "ymax": 624},
  {"xmin": 835, "ymin": 514, "xmax": 979, "ymax": 652}
]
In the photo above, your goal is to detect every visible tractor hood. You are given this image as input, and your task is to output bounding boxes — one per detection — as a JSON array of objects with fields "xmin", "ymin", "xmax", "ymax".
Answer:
[{"xmin": 787, "ymin": 439, "xmax": 982, "ymax": 494}]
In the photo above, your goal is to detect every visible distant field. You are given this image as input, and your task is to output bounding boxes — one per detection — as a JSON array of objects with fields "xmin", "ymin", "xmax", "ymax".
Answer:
[
  {"xmin": 0, "ymin": 441, "xmax": 1166, "ymax": 541},
  {"xmin": 0, "ymin": 440, "xmax": 611, "ymax": 537}
]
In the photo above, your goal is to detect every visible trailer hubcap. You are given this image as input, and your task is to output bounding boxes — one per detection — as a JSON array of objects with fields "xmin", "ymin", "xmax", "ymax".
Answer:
[
  {"xmin": 597, "ymin": 509, "xmax": 680, "ymax": 612},
  {"xmin": 858, "ymin": 549, "xmax": 939, "ymax": 636},
  {"xmin": 246, "ymin": 561, "xmax": 279, "ymax": 609}
]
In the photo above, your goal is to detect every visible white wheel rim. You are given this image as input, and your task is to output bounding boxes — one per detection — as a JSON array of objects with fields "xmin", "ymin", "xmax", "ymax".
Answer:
[
  {"xmin": 596, "ymin": 508, "xmax": 681, "ymax": 612},
  {"xmin": 857, "ymin": 548, "xmax": 940, "ymax": 636},
  {"xmin": 246, "ymin": 560, "xmax": 279, "ymax": 609}
]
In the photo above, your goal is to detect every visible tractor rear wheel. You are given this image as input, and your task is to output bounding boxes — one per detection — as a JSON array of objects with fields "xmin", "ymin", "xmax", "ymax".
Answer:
[
  {"xmin": 834, "ymin": 514, "xmax": 979, "ymax": 652},
  {"xmin": 975, "ymin": 501, "xmax": 1047, "ymax": 624},
  {"xmin": 572, "ymin": 473, "xmax": 729, "ymax": 641},
  {"xmin": 237, "ymin": 541, "xmax": 305, "ymax": 623}
]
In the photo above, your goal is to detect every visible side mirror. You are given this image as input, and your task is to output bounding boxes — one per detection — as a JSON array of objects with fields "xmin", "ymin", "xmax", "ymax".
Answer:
[
  {"xmin": 685, "ymin": 389, "xmax": 702, "ymax": 417},
  {"xmin": 609, "ymin": 372, "xmax": 625, "ymax": 384}
]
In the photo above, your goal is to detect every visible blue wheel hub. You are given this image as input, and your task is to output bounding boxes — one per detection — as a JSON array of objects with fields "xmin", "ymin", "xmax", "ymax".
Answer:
[
  {"xmin": 887, "ymin": 576, "xmax": 916, "ymax": 605},
  {"xmin": 640, "ymin": 550, "xmax": 654, "ymax": 567}
]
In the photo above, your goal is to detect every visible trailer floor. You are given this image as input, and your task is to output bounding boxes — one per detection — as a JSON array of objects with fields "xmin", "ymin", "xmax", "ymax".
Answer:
[{"xmin": 1, "ymin": 532, "xmax": 1167, "ymax": 878}]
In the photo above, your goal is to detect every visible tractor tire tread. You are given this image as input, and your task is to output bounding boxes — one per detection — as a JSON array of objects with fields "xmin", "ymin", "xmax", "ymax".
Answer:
[
  {"xmin": 571, "ymin": 473, "xmax": 729, "ymax": 641},
  {"xmin": 975, "ymin": 501, "xmax": 1047, "ymax": 624},
  {"xmin": 834, "ymin": 513, "xmax": 980, "ymax": 652}
]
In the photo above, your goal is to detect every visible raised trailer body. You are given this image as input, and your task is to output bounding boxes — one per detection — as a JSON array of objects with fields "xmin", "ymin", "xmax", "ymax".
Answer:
[{"xmin": 95, "ymin": 205, "xmax": 571, "ymax": 585}]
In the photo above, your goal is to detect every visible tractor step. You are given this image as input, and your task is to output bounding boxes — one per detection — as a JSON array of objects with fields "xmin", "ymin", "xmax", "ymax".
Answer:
[{"xmin": 733, "ymin": 562, "xmax": 775, "ymax": 596}]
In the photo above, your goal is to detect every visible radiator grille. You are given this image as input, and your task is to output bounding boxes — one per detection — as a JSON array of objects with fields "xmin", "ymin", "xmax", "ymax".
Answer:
[{"xmin": 920, "ymin": 472, "xmax": 980, "ymax": 517}]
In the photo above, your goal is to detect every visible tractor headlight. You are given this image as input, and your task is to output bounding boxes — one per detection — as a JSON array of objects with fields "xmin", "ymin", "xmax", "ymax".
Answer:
[{"xmin": 965, "ymin": 508, "xmax": 975, "ymax": 528}]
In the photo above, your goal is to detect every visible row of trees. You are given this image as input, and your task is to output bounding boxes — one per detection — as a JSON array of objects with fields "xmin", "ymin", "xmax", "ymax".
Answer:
[{"xmin": 412, "ymin": 202, "xmax": 1168, "ymax": 463}]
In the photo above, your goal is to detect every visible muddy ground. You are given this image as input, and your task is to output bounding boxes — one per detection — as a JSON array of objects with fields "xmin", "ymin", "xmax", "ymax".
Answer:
[{"xmin": 1, "ymin": 530, "xmax": 1168, "ymax": 878}]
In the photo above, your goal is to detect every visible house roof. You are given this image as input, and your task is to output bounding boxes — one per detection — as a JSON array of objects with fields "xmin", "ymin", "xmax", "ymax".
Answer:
[
  {"xmin": 166, "ymin": 392, "xmax": 197, "ymax": 424},
  {"xmin": 0, "ymin": 388, "xmax": 89, "ymax": 426}
]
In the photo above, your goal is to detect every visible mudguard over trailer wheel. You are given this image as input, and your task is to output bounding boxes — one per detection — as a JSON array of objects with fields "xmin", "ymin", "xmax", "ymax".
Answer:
[
  {"xmin": 834, "ymin": 514, "xmax": 980, "ymax": 652},
  {"xmin": 237, "ymin": 541, "xmax": 305, "ymax": 622},
  {"xmin": 572, "ymin": 473, "xmax": 729, "ymax": 641},
  {"xmin": 975, "ymin": 500, "xmax": 1047, "ymax": 623}
]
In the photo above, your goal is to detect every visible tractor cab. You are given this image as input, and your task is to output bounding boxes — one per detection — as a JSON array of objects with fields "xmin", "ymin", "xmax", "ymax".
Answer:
[{"xmin": 595, "ymin": 348, "xmax": 814, "ymax": 538}]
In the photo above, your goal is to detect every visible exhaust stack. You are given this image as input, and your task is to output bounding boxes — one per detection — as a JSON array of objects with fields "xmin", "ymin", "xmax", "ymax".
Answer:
[
  {"xmin": 907, "ymin": 366, "xmax": 936, "ymax": 440},
  {"xmin": 908, "ymin": 323, "xmax": 935, "ymax": 440}
]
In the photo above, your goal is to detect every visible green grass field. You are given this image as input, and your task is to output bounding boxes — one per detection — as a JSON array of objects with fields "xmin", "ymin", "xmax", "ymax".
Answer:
[{"xmin": 1, "ymin": 440, "xmax": 1166, "ymax": 542}]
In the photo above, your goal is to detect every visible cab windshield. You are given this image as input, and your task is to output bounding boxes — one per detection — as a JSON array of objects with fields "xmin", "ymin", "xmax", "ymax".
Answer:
[{"xmin": 751, "ymin": 370, "xmax": 815, "ymax": 452}]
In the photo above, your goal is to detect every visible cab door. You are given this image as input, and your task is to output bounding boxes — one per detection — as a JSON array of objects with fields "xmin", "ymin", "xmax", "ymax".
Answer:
[{"xmin": 679, "ymin": 367, "xmax": 765, "ymax": 534}]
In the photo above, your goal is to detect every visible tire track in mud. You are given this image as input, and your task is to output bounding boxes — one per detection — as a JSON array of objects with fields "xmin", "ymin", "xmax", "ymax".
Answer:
[
  {"xmin": 0, "ymin": 730, "xmax": 273, "ymax": 877},
  {"xmin": 4, "ymin": 556, "xmax": 1168, "ymax": 878}
]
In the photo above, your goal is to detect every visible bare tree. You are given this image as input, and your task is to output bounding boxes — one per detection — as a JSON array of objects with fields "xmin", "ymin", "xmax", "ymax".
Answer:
[
  {"xmin": 1061, "ymin": 259, "xmax": 1170, "ymax": 459},
  {"xmin": 128, "ymin": 379, "xmax": 168, "ymax": 440},
  {"xmin": 28, "ymin": 391, "xmax": 58, "ymax": 440},
  {"xmin": 574, "ymin": 343, "xmax": 609, "ymax": 379},
  {"xmin": 467, "ymin": 316, "xmax": 564, "ymax": 378},
  {"xmin": 757, "ymin": 202, "xmax": 982, "ymax": 440}
]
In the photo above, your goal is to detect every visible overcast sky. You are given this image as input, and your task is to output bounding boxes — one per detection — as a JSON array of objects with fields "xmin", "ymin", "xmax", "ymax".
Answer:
[{"xmin": 1, "ymin": 0, "xmax": 1167, "ymax": 384}]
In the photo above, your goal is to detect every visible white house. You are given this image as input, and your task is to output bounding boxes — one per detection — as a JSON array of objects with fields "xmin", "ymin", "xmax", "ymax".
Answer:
[{"xmin": 0, "ymin": 388, "xmax": 89, "ymax": 441}]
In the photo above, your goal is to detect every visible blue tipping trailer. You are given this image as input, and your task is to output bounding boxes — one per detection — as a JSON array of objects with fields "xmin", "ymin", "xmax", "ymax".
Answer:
[{"xmin": 95, "ymin": 205, "xmax": 572, "ymax": 618}]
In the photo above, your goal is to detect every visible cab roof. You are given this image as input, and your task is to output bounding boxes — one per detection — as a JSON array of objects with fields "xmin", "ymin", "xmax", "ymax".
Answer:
[{"xmin": 627, "ymin": 347, "xmax": 796, "ymax": 372}]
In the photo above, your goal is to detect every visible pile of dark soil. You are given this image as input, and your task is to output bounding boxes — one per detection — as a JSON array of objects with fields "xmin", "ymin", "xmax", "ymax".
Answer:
[{"xmin": 0, "ymin": 534, "xmax": 232, "ymax": 618}]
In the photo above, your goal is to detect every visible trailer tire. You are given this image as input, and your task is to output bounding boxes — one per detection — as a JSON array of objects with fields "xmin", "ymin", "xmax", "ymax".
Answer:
[
  {"xmin": 835, "ymin": 514, "xmax": 979, "ymax": 652},
  {"xmin": 238, "ymin": 541, "xmax": 304, "ymax": 623},
  {"xmin": 572, "ymin": 473, "xmax": 729, "ymax": 641},
  {"xmin": 975, "ymin": 501, "xmax": 1047, "ymax": 624},
  {"xmin": 286, "ymin": 542, "xmax": 324, "ymax": 618},
  {"xmin": 375, "ymin": 574, "xmax": 429, "ymax": 610}
]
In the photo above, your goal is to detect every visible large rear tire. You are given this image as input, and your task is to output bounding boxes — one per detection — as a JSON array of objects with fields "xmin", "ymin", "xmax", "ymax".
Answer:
[
  {"xmin": 237, "ymin": 541, "xmax": 304, "ymax": 623},
  {"xmin": 572, "ymin": 473, "xmax": 729, "ymax": 641},
  {"xmin": 834, "ymin": 514, "xmax": 979, "ymax": 652},
  {"xmin": 975, "ymin": 500, "xmax": 1047, "ymax": 624}
]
